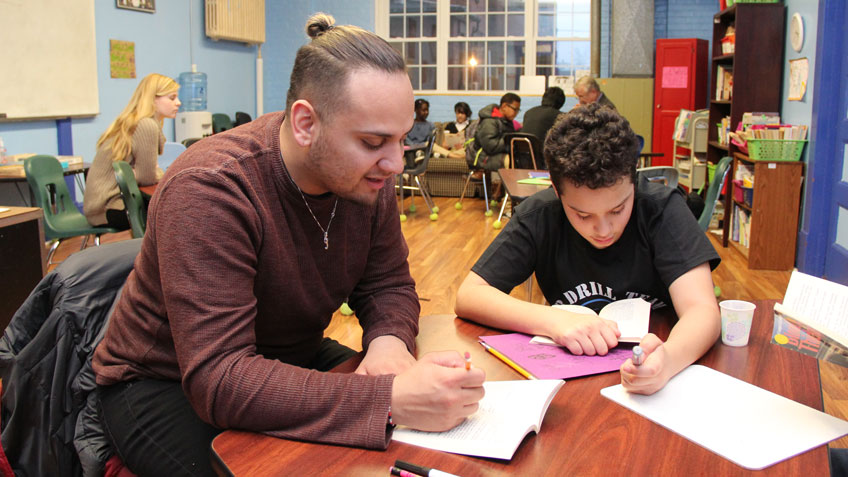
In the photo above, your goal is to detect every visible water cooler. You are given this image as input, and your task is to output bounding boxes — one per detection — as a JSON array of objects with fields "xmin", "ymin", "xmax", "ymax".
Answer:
[
  {"xmin": 174, "ymin": 65, "xmax": 211, "ymax": 143},
  {"xmin": 175, "ymin": 111, "xmax": 212, "ymax": 144}
]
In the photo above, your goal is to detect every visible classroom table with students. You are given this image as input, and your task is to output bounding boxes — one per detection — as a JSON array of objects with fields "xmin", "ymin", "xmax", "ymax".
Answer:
[{"xmin": 210, "ymin": 300, "xmax": 830, "ymax": 476}]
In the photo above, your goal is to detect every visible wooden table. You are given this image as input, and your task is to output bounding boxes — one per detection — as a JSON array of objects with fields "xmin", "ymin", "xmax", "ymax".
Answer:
[
  {"xmin": 139, "ymin": 184, "xmax": 157, "ymax": 197},
  {"xmin": 0, "ymin": 207, "xmax": 46, "ymax": 331},
  {"xmin": 495, "ymin": 168, "xmax": 552, "ymax": 223},
  {"xmin": 210, "ymin": 300, "xmax": 829, "ymax": 476},
  {"xmin": 0, "ymin": 162, "xmax": 91, "ymax": 206}
]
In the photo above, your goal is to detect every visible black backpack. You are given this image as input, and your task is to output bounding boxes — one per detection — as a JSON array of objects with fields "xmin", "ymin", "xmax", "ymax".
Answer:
[{"xmin": 464, "ymin": 119, "xmax": 484, "ymax": 169}]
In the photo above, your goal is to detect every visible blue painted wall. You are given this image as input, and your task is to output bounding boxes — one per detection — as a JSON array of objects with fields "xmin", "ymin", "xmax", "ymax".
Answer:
[{"xmin": 0, "ymin": 0, "xmax": 257, "ymax": 163}]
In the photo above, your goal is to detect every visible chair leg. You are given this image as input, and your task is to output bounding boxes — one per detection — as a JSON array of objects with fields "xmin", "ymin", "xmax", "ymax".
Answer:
[
  {"xmin": 414, "ymin": 176, "xmax": 436, "ymax": 217},
  {"xmin": 482, "ymin": 172, "xmax": 491, "ymax": 216},
  {"xmin": 495, "ymin": 193, "xmax": 510, "ymax": 226},
  {"xmin": 80, "ymin": 234, "xmax": 90, "ymax": 250},
  {"xmin": 457, "ymin": 171, "xmax": 474, "ymax": 206},
  {"xmin": 45, "ymin": 239, "xmax": 61, "ymax": 266},
  {"xmin": 94, "ymin": 234, "xmax": 103, "ymax": 246}
]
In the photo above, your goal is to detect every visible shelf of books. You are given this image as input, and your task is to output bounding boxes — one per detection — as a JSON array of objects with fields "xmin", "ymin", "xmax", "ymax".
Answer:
[
  {"xmin": 729, "ymin": 152, "xmax": 803, "ymax": 270},
  {"xmin": 706, "ymin": 3, "xmax": 785, "ymax": 250}
]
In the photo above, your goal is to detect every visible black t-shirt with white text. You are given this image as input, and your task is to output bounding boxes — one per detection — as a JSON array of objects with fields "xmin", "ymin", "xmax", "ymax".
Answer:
[{"xmin": 471, "ymin": 178, "xmax": 720, "ymax": 313}]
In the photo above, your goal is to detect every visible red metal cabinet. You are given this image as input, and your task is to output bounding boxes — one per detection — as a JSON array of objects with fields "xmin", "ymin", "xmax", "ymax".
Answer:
[{"xmin": 652, "ymin": 39, "xmax": 709, "ymax": 167}]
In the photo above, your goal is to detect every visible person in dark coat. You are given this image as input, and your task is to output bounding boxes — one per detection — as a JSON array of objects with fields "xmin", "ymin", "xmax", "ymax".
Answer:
[{"xmin": 522, "ymin": 86, "xmax": 565, "ymax": 142}]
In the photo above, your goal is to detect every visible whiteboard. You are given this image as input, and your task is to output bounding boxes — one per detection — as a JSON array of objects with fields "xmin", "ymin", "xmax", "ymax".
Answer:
[{"xmin": 0, "ymin": 0, "xmax": 99, "ymax": 120}]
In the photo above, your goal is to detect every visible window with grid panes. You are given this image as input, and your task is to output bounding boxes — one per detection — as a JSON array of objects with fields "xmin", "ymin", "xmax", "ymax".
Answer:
[
  {"xmin": 379, "ymin": 0, "xmax": 592, "ymax": 93},
  {"xmin": 535, "ymin": 0, "xmax": 590, "ymax": 79}
]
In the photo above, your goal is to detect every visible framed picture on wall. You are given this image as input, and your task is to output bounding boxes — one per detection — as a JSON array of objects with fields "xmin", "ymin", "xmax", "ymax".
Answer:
[{"xmin": 116, "ymin": 0, "xmax": 155, "ymax": 14}]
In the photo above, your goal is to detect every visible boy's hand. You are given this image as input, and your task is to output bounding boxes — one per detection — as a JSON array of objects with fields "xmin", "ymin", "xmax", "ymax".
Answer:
[
  {"xmin": 547, "ymin": 311, "xmax": 620, "ymax": 356},
  {"xmin": 620, "ymin": 334, "xmax": 672, "ymax": 395}
]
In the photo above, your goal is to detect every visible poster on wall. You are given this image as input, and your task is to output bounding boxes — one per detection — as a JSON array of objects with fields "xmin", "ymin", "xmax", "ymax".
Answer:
[
  {"xmin": 110, "ymin": 40, "xmax": 136, "ymax": 79},
  {"xmin": 116, "ymin": 0, "xmax": 156, "ymax": 14},
  {"xmin": 788, "ymin": 58, "xmax": 809, "ymax": 101}
]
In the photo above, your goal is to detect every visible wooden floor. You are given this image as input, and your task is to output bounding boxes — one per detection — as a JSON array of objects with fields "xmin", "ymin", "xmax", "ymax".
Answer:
[{"xmin": 49, "ymin": 195, "xmax": 848, "ymax": 448}]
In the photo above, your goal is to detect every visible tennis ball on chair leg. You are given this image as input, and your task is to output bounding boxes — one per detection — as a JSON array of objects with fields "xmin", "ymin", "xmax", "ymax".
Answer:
[
  {"xmin": 485, "ymin": 209, "xmax": 493, "ymax": 217},
  {"xmin": 493, "ymin": 220, "xmax": 502, "ymax": 229},
  {"xmin": 399, "ymin": 214, "xmax": 407, "ymax": 222},
  {"xmin": 455, "ymin": 202, "xmax": 463, "ymax": 210},
  {"xmin": 339, "ymin": 302, "xmax": 354, "ymax": 316},
  {"xmin": 432, "ymin": 206, "xmax": 440, "ymax": 213},
  {"xmin": 429, "ymin": 212, "xmax": 438, "ymax": 221}
]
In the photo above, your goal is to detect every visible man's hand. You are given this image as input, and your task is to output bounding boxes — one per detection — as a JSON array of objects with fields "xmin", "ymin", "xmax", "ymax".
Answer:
[
  {"xmin": 355, "ymin": 335, "xmax": 416, "ymax": 376},
  {"xmin": 391, "ymin": 351, "xmax": 486, "ymax": 432},
  {"xmin": 619, "ymin": 334, "xmax": 672, "ymax": 395},
  {"xmin": 546, "ymin": 310, "xmax": 620, "ymax": 356}
]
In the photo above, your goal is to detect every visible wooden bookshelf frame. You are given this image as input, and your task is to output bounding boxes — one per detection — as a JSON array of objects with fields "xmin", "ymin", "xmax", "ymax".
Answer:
[{"xmin": 705, "ymin": 3, "xmax": 786, "ymax": 250}]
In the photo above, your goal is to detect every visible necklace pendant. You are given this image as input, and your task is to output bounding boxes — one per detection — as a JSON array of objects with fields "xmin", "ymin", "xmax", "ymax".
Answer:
[{"xmin": 323, "ymin": 232, "xmax": 329, "ymax": 250}]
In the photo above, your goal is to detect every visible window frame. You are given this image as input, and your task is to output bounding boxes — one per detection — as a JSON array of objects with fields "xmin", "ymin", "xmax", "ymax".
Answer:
[{"xmin": 375, "ymin": 0, "xmax": 592, "ymax": 95}]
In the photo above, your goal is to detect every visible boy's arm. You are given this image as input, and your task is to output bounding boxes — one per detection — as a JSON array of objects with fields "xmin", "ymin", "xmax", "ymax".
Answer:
[
  {"xmin": 621, "ymin": 262, "xmax": 720, "ymax": 394},
  {"xmin": 455, "ymin": 272, "xmax": 620, "ymax": 356}
]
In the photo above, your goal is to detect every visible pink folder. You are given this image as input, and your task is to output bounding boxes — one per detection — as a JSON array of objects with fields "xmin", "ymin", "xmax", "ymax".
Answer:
[{"xmin": 479, "ymin": 333, "xmax": 632, "ymax": 380}]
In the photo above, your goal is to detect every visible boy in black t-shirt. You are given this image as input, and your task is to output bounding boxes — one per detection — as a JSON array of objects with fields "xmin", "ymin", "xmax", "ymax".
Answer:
[{"xmin": 455, "ymin": 104, "xmax": 721, "ymax": 394}]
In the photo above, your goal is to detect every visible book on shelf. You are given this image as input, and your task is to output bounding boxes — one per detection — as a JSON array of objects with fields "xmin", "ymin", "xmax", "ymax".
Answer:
[
  {"xmin": 715, "ymin": 65, "xmax": 733, "ymax": 101},
  {"xmin": 673, "ymin": 109, "xmax": 694, "ymax": 142},
  {"xmin": 771, "ymin": 271, "xmax": 848, "ymax": 368},
  {"xmin": 391, "ymin": 379, "xmax": 564, "ymax": 460},
  {"xmin": 530, "ymin": 298, "xmax": 651, "ymax": 345}
]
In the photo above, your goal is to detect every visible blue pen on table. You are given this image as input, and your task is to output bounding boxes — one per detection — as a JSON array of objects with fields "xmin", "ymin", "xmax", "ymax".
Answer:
[
  {"xmin": 395, "ymin": 459, "xmax": 461, "ymax": 477},
  {"xmin": 632, "ymin": 345, "xmax": 644, "ymax": 366}
]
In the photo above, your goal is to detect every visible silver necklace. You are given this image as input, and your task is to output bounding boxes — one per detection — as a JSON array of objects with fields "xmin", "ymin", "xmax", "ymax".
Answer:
[{"xmin": 293, "ymin": 183, "xmax": 338, "ymax": 250}]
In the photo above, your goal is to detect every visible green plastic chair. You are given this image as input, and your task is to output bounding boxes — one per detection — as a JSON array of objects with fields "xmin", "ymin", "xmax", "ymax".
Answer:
[
  {"xmin": 212, "ymin": 113, "xmax": 233, "ymax": 134},
  {"xmin": 23, "ymin": 155, "xmax": 119, "ymax": 265},
  {"xmin": 698, "ymin": 156, "xmax": 733, "ymax": 232},
  {"xmin": 112, "ymin": 161, "xmax": 147, "ymax": 239}
]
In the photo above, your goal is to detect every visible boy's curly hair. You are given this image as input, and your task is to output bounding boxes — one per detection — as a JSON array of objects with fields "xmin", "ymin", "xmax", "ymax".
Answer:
[{"xmin": 544, "ymin": 103, "xmax": 639, "ymax": 192}]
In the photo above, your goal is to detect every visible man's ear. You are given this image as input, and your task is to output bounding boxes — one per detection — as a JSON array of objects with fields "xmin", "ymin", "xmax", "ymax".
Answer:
[{"xmin": 290, "ymin": 99, "xmax": 319, "ymax": 147}]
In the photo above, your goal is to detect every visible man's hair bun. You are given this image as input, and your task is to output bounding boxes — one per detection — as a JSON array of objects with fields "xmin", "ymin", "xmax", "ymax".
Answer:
[{"xmin": 306, "ymin": 13, "xmax": 336, "ymax": 39}]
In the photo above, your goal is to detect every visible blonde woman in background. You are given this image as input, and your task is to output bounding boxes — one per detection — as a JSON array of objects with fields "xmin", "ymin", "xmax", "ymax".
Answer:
[{"xmin": 83, "ymin": 73, "xmax": 180, "ymax": 229}]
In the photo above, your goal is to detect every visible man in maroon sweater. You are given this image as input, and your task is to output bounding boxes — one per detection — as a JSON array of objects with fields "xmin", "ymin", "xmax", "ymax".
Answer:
[{"xmin": 93, "ymin": 13, "xmax": 485, "ymax": 476}]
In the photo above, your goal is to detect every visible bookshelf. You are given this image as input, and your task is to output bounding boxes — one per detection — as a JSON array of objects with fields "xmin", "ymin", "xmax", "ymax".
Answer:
[
  {"xmin": 730, "ymin": 153, "xmax": 803, "ymax": 270},
  {"xmin": 706, "ymin": 3, "xmax": 786, "ymax": 249}
]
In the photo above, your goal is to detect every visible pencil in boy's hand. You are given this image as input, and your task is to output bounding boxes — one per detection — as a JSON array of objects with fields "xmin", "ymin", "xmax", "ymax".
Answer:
[{"xmin": 464, "ymin": 351, "xmax": 472, "ymax": 371}]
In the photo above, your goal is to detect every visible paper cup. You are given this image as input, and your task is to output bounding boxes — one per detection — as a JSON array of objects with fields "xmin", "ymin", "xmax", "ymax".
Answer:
[{"xmin": 719, "ymin": 300, "xmax": 756, "ymax": 347}]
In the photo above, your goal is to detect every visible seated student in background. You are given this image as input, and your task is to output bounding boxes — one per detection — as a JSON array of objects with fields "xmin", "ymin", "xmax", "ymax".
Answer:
[
  {"xmin": 522, "ymin": 86, "xmax": 565, "ymax": 142},
  {"xmin": 93, "ymin": 13, "xmax": 485, "ymax": 476},
  {"xmin": 433, "ymin": 101, "xmax": 472, "ymax": 159},
  {"xmin": 405, "ymin": 98, "xmax": 434, "ymax": 148},
  {"xmin": 444, "ymin": 101, "xmax": 472, "ymax": 134},
  {"xmin": 455, "ymin": 103, "xmax": 720, "ymax": 395},
  {"xmin": 83, "ymin": 73, "xmax": 178, "ymax": 229},
  {"xmin": 474, "ymin": 92, "xmax": 521, "ymax": 172}
]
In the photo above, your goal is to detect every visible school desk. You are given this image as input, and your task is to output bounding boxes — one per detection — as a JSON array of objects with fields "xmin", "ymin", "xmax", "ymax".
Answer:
[
  {"xmin": 0, "ymin": 206, "xmax": 45, "ymax": 331},
  {"xmin": 209, "ymin": 300, "xmax": 831, "ymax": 476},
  {"xmin": 0, "ymin": 162, "xmax": 90, "ymax": 206}
]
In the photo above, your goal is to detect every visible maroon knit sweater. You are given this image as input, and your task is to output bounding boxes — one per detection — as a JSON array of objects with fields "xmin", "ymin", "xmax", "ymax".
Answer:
[{"xmin": 92, "ymin": 112, "xmax": 420, "ymax": 449}]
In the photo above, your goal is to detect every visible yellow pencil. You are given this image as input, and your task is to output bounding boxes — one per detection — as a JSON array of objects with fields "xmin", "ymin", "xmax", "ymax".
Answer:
[{"xmin": 479, "ymin": 341, "xmax": 537, "ymax": 380}]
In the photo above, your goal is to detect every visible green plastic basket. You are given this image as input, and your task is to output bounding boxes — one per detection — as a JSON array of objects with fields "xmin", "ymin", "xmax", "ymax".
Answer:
[{"xmin": 746, "ymin": 139, "xmax": 807, "ymax": 162}]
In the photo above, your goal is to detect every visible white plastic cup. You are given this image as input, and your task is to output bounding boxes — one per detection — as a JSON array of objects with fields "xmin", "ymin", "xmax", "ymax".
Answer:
[{"xmin": 719, "ymin": 300, "xmax": 756, "ymax": 347}]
